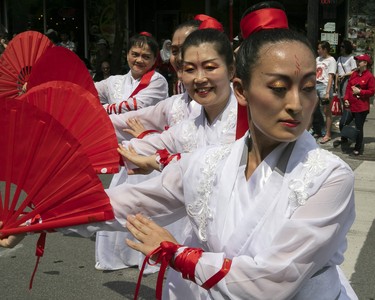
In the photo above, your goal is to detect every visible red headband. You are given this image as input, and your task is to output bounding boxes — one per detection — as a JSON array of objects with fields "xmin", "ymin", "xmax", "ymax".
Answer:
[
  {"xmin": 194, "ymin": 14, "xmax": 212, "ymax": 22},
  {"xmin": 139, "ymin": 31, "xmax": 152, "ymax": 37},
  {"xmin": 240, "ymin": 8, "xmax": 288, "ymax": 39},
  {"xmin": 199, "ymin": 18, "xmax": 224, "ymax": 32}
]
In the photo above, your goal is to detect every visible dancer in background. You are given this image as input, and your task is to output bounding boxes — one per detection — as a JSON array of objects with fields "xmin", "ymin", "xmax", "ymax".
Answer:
[{"xmin": 95, "ymin": 32, "xmax": 168, "ymax": 114}]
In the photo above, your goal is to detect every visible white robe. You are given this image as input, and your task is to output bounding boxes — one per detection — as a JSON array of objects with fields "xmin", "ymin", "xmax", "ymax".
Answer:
[
  {"xmin": 95, "ymin": 91, "xmax": 237, "ymax": 271},
  {"xmin": 94, "ymin": 70, "xmax": 168, "ymax": 113},
  {"xmin": 64, "ymin": 130, "xmax": 356, "ymax": 299},
  {"xmin": 95, "ymin": 92, "xmax": 200, "ymax": 271}
]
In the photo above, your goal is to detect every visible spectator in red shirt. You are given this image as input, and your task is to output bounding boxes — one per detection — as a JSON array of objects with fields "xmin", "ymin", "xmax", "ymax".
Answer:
[{"xmin": 340, "ymin": 54, "xmax": 375, "ymax": 156}]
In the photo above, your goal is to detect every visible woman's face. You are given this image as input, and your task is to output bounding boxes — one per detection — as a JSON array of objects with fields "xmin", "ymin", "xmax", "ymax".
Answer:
[
  {"xmin": 235, "ymin": 41, "xmax": 317, "ymax": 145},
  {"xmin": 127, "ymin": 44, "xmax": 156, "ymax": 79},
  {"xmin": 181, "ymin": 42, "xmax": 234, "ymax": 118},
  {"xmin": 170, "ymin": 26, "xmax": 196, "ymax": 73}
]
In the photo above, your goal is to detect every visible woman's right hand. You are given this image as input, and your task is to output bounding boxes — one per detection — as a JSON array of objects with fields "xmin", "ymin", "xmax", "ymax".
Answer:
[
  {"xmin": 344, "ymin": 100, "xmax": 350, "ymax": 108},
  {"xmin": 117, "ymin": 144, "xmax": 159, "ymax": 174},
  {"xmin": 0, "ymin": 222, "xmax": 25, "ymax": 248},
  {"xmin": 123, "ymin": 118, "xmax": 147, "ymax": 138}
]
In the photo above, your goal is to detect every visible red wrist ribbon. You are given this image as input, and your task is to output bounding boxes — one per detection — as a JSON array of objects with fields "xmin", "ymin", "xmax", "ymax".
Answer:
[
  {"xmin": 137, "ymin": 129, "xmax": 160, "ymax": 139},
  {"xmin": 134, "ymin": 241, "xmax": 181, "ymax": 300},
  {"xmin": 134, "ymin": 241, "xmax": 232, "ymax": 300},
  {"xmin": 156, "ymin": 149, "xmax": 181, "ymax": 169}
]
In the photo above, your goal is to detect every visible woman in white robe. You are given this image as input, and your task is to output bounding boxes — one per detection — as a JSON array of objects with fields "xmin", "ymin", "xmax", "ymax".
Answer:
[
  {"xmin": 94, "ymin": 19, "xmax": 213, "ymax": 272},
  {"xmin": 113, "ymin": 7, "xmax": 356, "ymax": 299},
  {"xmin": 95, "ymin": 33, "xmax": 168, "ymax": 114},
  {"xmin": 95, "ymin": 27, "xmax": 236, "ymax": 272}
]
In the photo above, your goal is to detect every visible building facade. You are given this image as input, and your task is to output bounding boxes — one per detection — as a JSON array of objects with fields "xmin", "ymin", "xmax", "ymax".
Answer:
[{"xmin": 0, "ymin": 0, "xmax": 373, "ymax": 74}]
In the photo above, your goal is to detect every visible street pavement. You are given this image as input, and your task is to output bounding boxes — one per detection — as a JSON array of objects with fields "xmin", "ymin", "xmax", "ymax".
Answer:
[{"xmin": 1, "ymin": 106, "xmax": 375, "ymax": 299}]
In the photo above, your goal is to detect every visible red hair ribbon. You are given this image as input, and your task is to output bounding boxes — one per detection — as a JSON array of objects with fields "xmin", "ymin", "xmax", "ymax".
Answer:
[
  {"xmin": 199, "ymin": 18, "xmax": 224, "ymax": 32},
  {"xmin": 240, "ymin": 8, "xmax": 288, "ymax": 39},
  {"xmin": 139, "ymin": 31, "xmax": 152, "ymax": 37},
  {"xmin": 194, "ymin": 14, "xmax": 212, "ymax": 22}
]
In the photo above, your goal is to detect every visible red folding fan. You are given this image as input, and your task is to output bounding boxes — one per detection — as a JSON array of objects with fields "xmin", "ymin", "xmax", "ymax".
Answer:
[
  {"xmin": 0, "ymin": 31, "xmax": 53, "ymax": 98},
  {"xmin": 0, "ymin": 97, "xmax": 115, "ymax": 236},
  {"xmin": 17, "ymin": 80, "xmax": 120, "ymax": 174},
  {"xmin": 27, "ymin": 46, "xmax": 99, "ymax": 99}
]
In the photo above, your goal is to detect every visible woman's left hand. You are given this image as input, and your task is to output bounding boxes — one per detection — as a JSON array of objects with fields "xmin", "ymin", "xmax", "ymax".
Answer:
[
  {"xmin": 125, "ymin": 214, "xmax": 178, "ymax": 259},
  {"xmin": 123, "ymin": 118, "xmax": 147, "ymax": 138}
]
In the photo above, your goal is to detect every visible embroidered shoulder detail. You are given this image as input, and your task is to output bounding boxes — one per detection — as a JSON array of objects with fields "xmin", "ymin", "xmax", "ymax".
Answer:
[
  {"xmin": 288, "ymin": 148, "xmax": 333, "ymax": 213},
  {"xmin": 180, "ymin": 120, "xmax": 198, "ymax": 152},
  {"xmin": 169, "ymin": 97, "xmax": 186, "ymax": 126},
  {"xmin": 112, "ymin": 77, "xmax": 125, "ymax": 100},
  {"xmin": 221, "ymin": 106, "xmax": 237, "ymax": 135},
  {"xmin": 186, "ymin": 144, "xmax": 231, "ymax": 241}
]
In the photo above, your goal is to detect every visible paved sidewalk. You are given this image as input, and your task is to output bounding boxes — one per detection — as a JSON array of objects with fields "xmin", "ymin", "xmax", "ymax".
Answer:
[{"xmin": 319, "ymin": 104, "xmax": 375, "ymax": 298}]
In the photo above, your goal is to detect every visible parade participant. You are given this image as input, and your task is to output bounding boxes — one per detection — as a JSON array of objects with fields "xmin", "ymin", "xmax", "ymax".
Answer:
[
  {"xmin": 339, "ymin": 53, "xmax": 375, "ymax": 156},
  {"xmin": 108, "ymin": 19, "xmax": 202, "ymax": 143},
  {"xmin": 95, "ymin": 21, "xmax": 230, "ymax": 272},
  {"xmin": 120, "ymin": 3, "xmax": 356, "ymax": 298},
  {"xmin": 95, "ymin": 32, "xmax": 168, "ymax": 114},
  {"xmin": 0, "ymin": 2, "xmax": 357, "ymax": 299}
]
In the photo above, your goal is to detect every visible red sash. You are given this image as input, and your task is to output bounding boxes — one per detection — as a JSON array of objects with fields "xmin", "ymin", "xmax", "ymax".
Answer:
[{"xmin": 129, "ymin": 69, "xmax": 155, "ymax": 99}]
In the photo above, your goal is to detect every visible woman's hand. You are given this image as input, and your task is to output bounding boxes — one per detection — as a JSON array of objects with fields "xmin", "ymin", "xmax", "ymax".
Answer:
[
  {"xmin": 117, "ymin": 144, "xmax": 159, "ymax": 174},
  {"xmin": 352, "ymin": 85, "xmax": 361, "ymax": 95},
  {"xmin": 123, "ymin": 118, "xmax": 147, "ymax": 138},
  {"xmin": 0, "ymin": 222, "xmax": 25, "ymax": 248},
  {"xmin": 125, "ymin": 214, "xmax": 178, "ymax": 260}
]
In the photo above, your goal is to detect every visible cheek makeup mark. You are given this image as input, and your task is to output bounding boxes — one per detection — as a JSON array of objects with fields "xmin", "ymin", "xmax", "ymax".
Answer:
[{"xmin": 294, "ymin": 54, "xmax": 301, "ymax": 76}]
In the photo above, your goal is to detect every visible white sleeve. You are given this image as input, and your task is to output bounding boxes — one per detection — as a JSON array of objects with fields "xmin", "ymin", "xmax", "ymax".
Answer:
[
  {"xmin": 115, "ymin": 73, "xmax": 169, "ymax": 112},
  {"xmin": 94, "ymin": 78, "xmax": 111, "ymax": 105},
  {"xmin": 349, "ymin": 57, "xmax": 357, "ymax": 71},
  {"xmin": 58, "ymin": 159, "xmax": 187, "ymax": 237},
  {"xmin": 328, "ymin": 57, "xmax": 337, "ymax": 74},
  {"xmin": 109, "ymin": 97, "xmax": 174, "ymax": 142},
  {"xmin": 126, "ymin": 124, "xmax": 180, "ymax": 156},
  {"xmin": 193, "ymin": 167, "xmax": 355, "ymax": 299}
]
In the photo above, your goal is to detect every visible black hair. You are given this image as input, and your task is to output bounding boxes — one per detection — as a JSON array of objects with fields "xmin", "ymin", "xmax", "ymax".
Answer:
[
  {"xmin": 242, "ymin": 1, "xmax": 285, "ymax": 18},
  {"xmin": 181, "ymin": 28, "xmax": 234, "ymax": 68},
  {"xmin": 318, "ymin": 40, "xmax": 331, "ymax": 52},
  {"xmin": 341, "ymin": 40, "xmax": 353, "ymax": 55},
  {"xmin": 127, "ymin": 34, "xmax": 159, "ymax": 58},
  {"xmin": 236, "ymin": 28, "xmax": 315, "ymax": 87},
  {"xmin": 173, "ymin": 19, "xmax": 201, "ymax": 35}
]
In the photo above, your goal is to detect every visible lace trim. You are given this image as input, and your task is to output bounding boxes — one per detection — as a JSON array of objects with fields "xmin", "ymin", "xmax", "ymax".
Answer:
[
  {"xmin": 288, "ymin": 148, "xmax": 334, "ymax": 213},
  {"xmin": 221, "ymin": 106, "xmax": 237, "ymax": 134},
  {"xmin": 169, "ymin": 97, "xmax": 186, "ymax": 126},
  {"xmin": 187, "ymin": 144, "xmax": 231, "ymax": 241},
  {"xmin": 112, "ymin": 77, "xmax": 124, "ymax": 100},
  {"xmin": 179, "ymin": 104, "xmax": 236, "ymax": 153}
]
